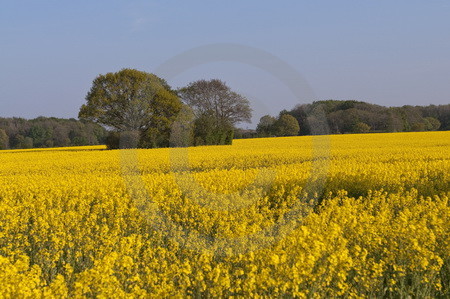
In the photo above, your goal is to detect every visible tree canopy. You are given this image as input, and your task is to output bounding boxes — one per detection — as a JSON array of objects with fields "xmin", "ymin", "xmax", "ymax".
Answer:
[
  {"xmin": 255, "ymin": 114, "xmax": 300, "ymax": 137},
  {"xmin": 79, "ymin": 69, "xmax": 182, "ymax": 148},
  {"xmin": 178, "ymin": 79, "xmax": 252, "ymax": 125},
  {"xmin": 275, "ymin": 114, "xmax": 300, "ymax": 136},
  {"xmin": 0, "ymin": 129, "xmax": 9, "ymax": 150},
  {"xmin": 253, "ymin": 100, "xmax": 449, "ymax": 138},
  {"xmin": 178, "ymin": 79, "xmax": 252, "ymax": 145},
  {"xmin": 256, "ymin": 115, "xmax": 277, "ymax": 137},
  {"xmin": 286, "ymin": 100, "xmax": 449, "ymax": 135}
]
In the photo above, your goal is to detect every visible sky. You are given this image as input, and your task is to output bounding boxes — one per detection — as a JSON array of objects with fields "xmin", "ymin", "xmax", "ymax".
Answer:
[{"xmin": 1, "ymin": 0, "xmax": 450, "ymax": 128}]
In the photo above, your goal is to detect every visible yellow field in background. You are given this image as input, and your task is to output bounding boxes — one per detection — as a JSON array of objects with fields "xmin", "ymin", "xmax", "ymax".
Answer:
[{"xmin": 0, "ymin": 132, "xmax": 449, "ymax": 297}]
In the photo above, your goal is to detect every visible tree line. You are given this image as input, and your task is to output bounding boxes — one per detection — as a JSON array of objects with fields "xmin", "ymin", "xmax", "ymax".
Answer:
[
  {"xmin": 2, "ymin": 68, "xmax": 449, "ymax": 150},
  {"xmin": 1, "ymin": 69, "xmax": 253, "ymax": 150},
  {"xmin": 244, "ymin": 100, "xmax": 449, "ymax": 138},
  {"xmin": 0, "ymin": 117, "xmax": 107, "ymax": 150}
]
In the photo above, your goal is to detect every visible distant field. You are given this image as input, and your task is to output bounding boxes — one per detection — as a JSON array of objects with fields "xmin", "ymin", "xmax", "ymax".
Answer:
[{"xmin": 0, "ymin": 132, "xmax": 449, "ymax": 297}]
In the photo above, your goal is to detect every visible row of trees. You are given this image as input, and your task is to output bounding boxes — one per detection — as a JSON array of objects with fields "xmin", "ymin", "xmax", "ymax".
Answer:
[
  {"xmin": 0, "ymin": 117, "xmax": 107, "ymax": 150},
  {"xmin": 3, "ymin": 70, "xmax": 448, "ymax": 150},
  {"xmin": 1, "ymin": 69, "xmax": 253, "ymax": 150},
  {"xmin": 79, "ymin": 69, "xmax": 252, "ymax": 149},
  {"xmin": 253, "ymin": 100, "xmax": 449, "ymax": 137}
]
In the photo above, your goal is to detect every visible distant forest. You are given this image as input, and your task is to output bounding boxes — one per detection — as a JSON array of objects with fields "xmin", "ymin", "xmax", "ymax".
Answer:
[
  {"xmin": 291, "ymin": 101, "xmax": 450, "ymax": 135},
  {"xmin": 236, "ymin": 100, "xmax": 450, "ymax": 138},
  {"xmin": 0, "ymin": 117, "xmax": 107, "ymax": 150}
]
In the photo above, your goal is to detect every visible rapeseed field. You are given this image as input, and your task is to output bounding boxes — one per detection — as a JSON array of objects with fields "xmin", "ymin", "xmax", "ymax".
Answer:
[{"xmin": 0, "ymin": 132, "xmax": 449, "ymax": 297}]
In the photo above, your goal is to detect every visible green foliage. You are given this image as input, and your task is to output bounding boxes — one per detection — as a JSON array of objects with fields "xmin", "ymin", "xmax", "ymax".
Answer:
[
  {"xmin": 233, "ymin": 128, "xmax": 257, "ymax": 139},
  {"xmin": 274, "ymin": 114, "xmax": 300, "ymax": 136},
  {"xmin": 79, "ymin": 69, "xmax": 182, "ymax": 148},
  {"xmin": 179, "ymin": 79, "xmax": 252, "ymax": 125},
  {"xmin": 0, "ymin": 129, "xmax": 9, "ymax": 150},
  {"xmin": 193, "ymin": 114, "xmax": 234, "ymax": 146},
  {"xmin": 0, "ymin": 117, "xmax": 106, "ymax": 150},
  {"xmin": 256, "ymin": 115, "xmax": 277, "ymax": 137},
  {"xmin": 169, "ymin": 105, "xmax": 195, "ymax": 147},
  {"xmin": 179, "ymin": 79, "xmax": 252, "ymax": 146},
  {"xmin": 423, "ymin": 105, "xmax": 450, "ymax": 130},
  {"xmin": 105, "ymin": 132, "xmax": 120, "ymax": 149},
  {"xmin": 352, "ymin": 122, "xmax": 371, "ymax": 133},
  {"xmin": 256, "ymin": 114, "xmax": 300, "ymax": 137},
  {"xmin": 424, "ymin": 117, "xmax": 441, "ymax": 131},
  {"xmin": 30, "ymin": 125, "xmax": 51, "ymax": 147},
  {"xmin": 287, "ymin": 101, "xmax": 450, "ymax": 135},
  {"xmin": 13, "ymin": 135, "xmax": 33, "ymax": 149},
  {"xmin": 411, "ymin": 122, "xmax": 426, "ymax": 132},
  {"xmin": 71, "ymin": 136, "xmax": 88, "ymax": 146},
  {"xmin": 105, "ymin": 131, "xmax": 140, "ymax": 149}
]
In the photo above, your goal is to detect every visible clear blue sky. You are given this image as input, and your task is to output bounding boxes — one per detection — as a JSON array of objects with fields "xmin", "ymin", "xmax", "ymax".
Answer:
[{"xmin": 1, "ymin": 0, "xmax": 449, "ymax": 127}]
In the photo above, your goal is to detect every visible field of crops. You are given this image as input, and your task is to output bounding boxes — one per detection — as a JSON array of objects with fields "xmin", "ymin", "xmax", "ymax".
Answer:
[{"xmin": 0, "ymin": 131, "xmax": 449, "ymax": 297}]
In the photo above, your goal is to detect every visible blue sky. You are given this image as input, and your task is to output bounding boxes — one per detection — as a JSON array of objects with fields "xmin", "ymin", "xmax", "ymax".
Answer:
[{"xmin": 1, "ymin": 0, "xmax": 449, "ymax": 127}]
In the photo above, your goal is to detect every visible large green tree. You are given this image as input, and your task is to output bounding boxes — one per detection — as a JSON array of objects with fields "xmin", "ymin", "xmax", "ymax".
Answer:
[
  {"xmin": 274, "ymin": 114, "xmax": 300, "ymax": 136},
  {"xmin": 256, "ymin": 115, "xmax": 277, "ymax": 137},
  {"xmin": 79, "ymin": 69, "xmax": 182, "ymax": 148}
]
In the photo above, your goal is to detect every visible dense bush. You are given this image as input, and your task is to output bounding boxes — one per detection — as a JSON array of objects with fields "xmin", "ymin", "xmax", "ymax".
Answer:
[{"xmin": 105, "ymin": 131, "xmax": 141, "ymax": 149}]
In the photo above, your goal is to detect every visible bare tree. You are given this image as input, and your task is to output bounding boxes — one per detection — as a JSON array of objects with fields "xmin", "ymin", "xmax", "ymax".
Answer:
[{"xmin": 178, "ymin": 79, "xmax": 252, "ymax": 126}]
